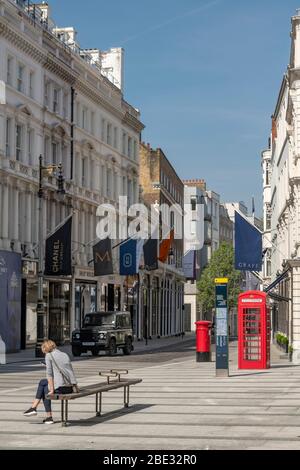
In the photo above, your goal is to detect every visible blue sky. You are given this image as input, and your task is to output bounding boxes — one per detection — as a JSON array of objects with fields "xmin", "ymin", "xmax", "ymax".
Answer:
[{"xmin": 49, "ymin": 0, "xmax": 300, "ymax": 215}]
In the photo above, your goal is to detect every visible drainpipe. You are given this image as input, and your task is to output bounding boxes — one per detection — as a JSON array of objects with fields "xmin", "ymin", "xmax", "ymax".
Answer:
[{"xmin": 70, "ymin": 87, "xmax": 75, "ymax": 180}]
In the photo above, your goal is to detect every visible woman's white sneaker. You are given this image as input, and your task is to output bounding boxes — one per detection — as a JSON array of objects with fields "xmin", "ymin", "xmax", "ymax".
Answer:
[
  {"xmin": 23, "ymin": 407, "xmax": 37, "ymax": 416},
  {"xmin": 43, "ymin": 417, "xmax": 54, "ymax": 424}
]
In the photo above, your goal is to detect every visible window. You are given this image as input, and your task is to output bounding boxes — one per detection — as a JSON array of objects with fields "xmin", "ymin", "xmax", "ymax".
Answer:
[
  {"xmin": 266, "ymin": 162, "xmax": 271, "ymax": 186},
  {"xmin": 7, "ymin": 57, "xmax": 13, "ymax": 86},
  {"xmin": 132, "ymin": 180, "xmax": 137, "ymax": 203},
  {"xmin": 28, "ymin": 129, "xmax": 34, "ymax": 164},
  {"xmin": 44, "ymin": 136, "xmax": 50, "ymax": 164},
  {"xmin": 52, "ymin": 142, "xmax": 58, "ymax": 165},
  {"xmin": 122, "ymin": 133, "xmax": 126, "ymax": 155},
  {"xmin": 191, "ymin": 198, "xmax": 197, "ymax": 211},
  {"xmin": 128, "ymin": 137, "xmax": 132, "ymax": 158},
  {"xmin": 53, "ymin": 88, "xmax": 59, "ymax": 114},
  {"xmin": 82, "ymin": 108, "xmax": 87, "ymax": 129},
  {"xmin": 16, "ymin": 125, "xmax": 22, "ymax": 161},
  {"xmin": 107, "ymin": 123, "xmax": 112, "ymax": 146},
  {"xmin": 82, "ymin": 158, "xmax": 86, "ymax": 187},
  {"xmin": 107, "ymin": 169, "xmax": 112, "ymax": 198},
  {"xmin": 91, "ymin": 111, "xmax": 95, "ymax": 135},
  {"xmin": 113, "ymin": 127, "xmax": 118, "ymax": 149},
  {"xmin": 6, "ymin": 118, "xmax": 11, "ymax": 157},
  {"xmin": 44, "ymin": 81, "xmax": 50, "ymax": 107},
  {"xmin": 29, "ymin": 71, "xmax": 34, "ymax": 99},
  {"xmin": 63, "ymin": 93, "xmax": 68, "ymax": 119},
  {"xmin": 17, "ymin": 64, "xmax": 24, "ymax": 93},
  {"xmin": 267, "ymin": 260, "xmax": 271, "ymax": 277},
  {"xmin": 133, "ymin": 140, "xmax": 138, "ymax": 161},
  {"xmin": 101, "ymin": 118, "xmax": 106, "ymax": 141},
  {"xmin": 123, "ymin": 176, "xmax": 126, "ymax": 196}
]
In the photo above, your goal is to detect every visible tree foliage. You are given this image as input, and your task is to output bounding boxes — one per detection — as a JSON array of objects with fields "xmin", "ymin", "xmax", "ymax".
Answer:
[{"xmin": 197, "ymin": 242, "xmax": 242, "ymax": 312}]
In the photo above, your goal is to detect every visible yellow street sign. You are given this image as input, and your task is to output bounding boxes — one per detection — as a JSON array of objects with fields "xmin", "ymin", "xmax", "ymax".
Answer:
[{"xmin": 215, "ymin": 278, "xmax": 229, "ymax": 284}]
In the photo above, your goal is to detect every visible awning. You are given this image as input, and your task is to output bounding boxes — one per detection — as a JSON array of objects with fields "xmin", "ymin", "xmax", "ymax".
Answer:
[
  {"xmin": 264, "ymin": 269, "xmax": 290, "ymax": 293},
  {"xmin": 268, "ymin": 292, "xmax": 290, "ymax": 302}
]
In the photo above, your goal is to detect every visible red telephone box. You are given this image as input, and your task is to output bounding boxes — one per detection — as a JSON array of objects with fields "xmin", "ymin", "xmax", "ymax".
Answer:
[{"xmin": 238, "ymin": 291, "xmax": 271, "ymax": 369}]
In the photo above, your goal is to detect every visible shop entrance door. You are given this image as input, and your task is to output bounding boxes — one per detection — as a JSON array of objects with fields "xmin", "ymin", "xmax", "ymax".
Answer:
[{"xmin": 48, "ymin": 282, "xmax": 70, "ymax": 345}]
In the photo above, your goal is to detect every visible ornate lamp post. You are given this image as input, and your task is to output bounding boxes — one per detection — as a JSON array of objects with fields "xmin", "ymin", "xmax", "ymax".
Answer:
[{"xmin": 35, "ymin": 155, "xmax": 65, "ymax": 357}]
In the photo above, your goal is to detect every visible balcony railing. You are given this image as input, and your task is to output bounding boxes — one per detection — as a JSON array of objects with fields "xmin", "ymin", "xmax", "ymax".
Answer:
[{"xmin": 7, "ymin": 0, "xmax": 123, "ymax": 94}]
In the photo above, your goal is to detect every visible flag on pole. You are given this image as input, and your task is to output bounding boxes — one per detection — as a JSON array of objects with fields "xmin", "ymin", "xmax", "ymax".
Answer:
[
  {"xmin": 183, "ymin": 250, "xmax": 196, "ymax": 280},
  {"xmin": 143, "ymin": 237, "xmax": 158, "ymax": 271},
  {"xmin": 44, "ymin": 217, "xmax": 72, "ymax": 276},
  {"xmin": 235, "ymin": 212, "xmax": 262, "ymax": 272},
  {"xmin": 158, "ymin": 229, "xmax": 174, "ymax": 263},
  {"xmin": 93, "ymin": 238, "xmax": 113, "ymax": 276},
  {"xmin": 119, "ymin": 239, "xmax": 143, "ymax": 276}
]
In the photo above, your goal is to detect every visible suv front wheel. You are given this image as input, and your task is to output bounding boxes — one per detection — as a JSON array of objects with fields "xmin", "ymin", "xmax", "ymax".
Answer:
[
  {"xmin": 72, "ymin": 346, "xmax": 82, "ymax": 357},
  {"xmin": 91, "ymin": 347, "xmax": 99, "ymax": 357},
  {"xmin": 123, "ymin": 337, "xmax": 133, "ymax": 355},
  {"xmin": 107, "ymin": 338, "xmax": 117, "ymax": 356}
]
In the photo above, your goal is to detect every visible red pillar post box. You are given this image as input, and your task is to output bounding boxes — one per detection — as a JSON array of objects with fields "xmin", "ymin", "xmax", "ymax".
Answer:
[{"xmin": 195, "ymin": 321, "xmax": 212, "ymax": 362}]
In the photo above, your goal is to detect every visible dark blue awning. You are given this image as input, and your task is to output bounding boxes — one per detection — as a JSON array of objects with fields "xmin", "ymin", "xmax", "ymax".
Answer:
[{"xmin": 264, "ymin": 269, "xmax": 290, "ymax": 293}]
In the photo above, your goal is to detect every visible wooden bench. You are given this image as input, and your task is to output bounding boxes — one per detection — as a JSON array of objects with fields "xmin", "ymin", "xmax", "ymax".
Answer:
[{"xmin": 46, "ymin": 369, "xmax": 142, "ymax": 426}]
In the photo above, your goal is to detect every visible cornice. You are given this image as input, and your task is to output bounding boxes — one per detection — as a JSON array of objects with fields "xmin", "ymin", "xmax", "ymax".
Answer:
[
  {"xmin": 0, "ymin": 18, "xmax": 45, "ymax": 64},
  {"xmin": 0, "ymin": 17, "xmax": 143, "ymax": 133},
  {"xmin": 122, "ymin": 112, "xmax": 145, "ymax": 133}
]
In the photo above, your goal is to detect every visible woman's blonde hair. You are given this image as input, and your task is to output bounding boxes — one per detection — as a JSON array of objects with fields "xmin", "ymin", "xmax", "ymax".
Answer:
[{"xmin": 41, "ymin": 339, "xmax": 57, "ymax": 354}]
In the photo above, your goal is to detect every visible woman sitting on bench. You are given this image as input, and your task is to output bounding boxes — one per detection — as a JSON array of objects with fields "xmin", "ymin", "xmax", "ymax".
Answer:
[{"xmin": 23, "ymin": 340, "xmax": 79, "ymax": 425}]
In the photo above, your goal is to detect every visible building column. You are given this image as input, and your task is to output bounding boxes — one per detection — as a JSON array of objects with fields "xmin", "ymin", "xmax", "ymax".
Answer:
[
  {"xmin": 156, "ymin": 278, "xmax": 161, "ymax": 338},
  {"xmin": 2, "ymin": 182, "xmax": 9, "ymax": 248},
  {"xmin": 103, "ymin": 165, "xmax": 107, "ymax": 197},
  {"xmin": 0, "ymin": 111, "xmax": 6, "ymax": 157},
  {"xmin": 149, "ymin": 282, "xmax": 153, "ymax": 338},
  {"xmin": 80, "ymin": 204, "xmax": 86, "ymax": 265},
  {"xmin": 26, "ymin": 190, "xmax": 32, "ymax": 244},
  {"xmin": 13, "ymin": 187, "xmax": 19, "ymax": 241}
]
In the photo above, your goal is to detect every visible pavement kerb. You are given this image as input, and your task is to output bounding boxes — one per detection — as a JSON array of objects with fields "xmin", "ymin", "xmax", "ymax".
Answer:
[{"xmin": 3, "ymin": 333, "xmax": 196, "ymax": 365}]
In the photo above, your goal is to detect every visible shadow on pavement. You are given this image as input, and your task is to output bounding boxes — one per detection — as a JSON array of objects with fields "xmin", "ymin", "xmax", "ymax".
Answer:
[{"xmin": 61, "ymin": 403, "xmax": 153, "ymax": 427}]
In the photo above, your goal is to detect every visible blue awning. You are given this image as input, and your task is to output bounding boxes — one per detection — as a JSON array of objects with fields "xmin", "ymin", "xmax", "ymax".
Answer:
[{"xmin": 264, "ymin": 269, "xmax": 290, "ymax": 293}]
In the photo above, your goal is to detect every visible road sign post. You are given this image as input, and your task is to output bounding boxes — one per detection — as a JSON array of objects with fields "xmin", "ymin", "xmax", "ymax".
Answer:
[{"xmin": 215, "ymin": 278, "xmax": 229, "ymax": 377}]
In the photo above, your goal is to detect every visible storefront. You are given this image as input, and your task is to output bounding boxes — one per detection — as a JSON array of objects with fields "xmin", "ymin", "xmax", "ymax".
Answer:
[
  {"xmin": 75, "ymin": 281, "xmax": 97, "ymax": 329},
  {"xmin": 48, "ymin": 281, "xmax": 71, "ymax": 345},
  {"xmin": 123, "ymin": 275, "xmax": 139, "ymax": 333}
]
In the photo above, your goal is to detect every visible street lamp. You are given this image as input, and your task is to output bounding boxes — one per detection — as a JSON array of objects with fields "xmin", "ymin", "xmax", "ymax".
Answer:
[{"xmin": 35, "ymin": 155, "xmax": 65, "ymax": 358}]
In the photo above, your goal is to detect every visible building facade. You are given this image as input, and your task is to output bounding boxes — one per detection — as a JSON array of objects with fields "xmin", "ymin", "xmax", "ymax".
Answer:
[
  {"xmin": 139, "ymin": 143, "xmax": 185, "ymax": 337},
  {"xmin": 262, "ymin": 9, "xmax": 300, "ymax": 363},
  {"xmin": 0, "ymin": 0, "xmax": 144, "ymax": 350},
  {"xmin": 182, "ymin": 183, "xmax": 204, "ymax": 331},
  {"xmin": 219, "ymin": 204, "xmax": 234, "ymax": 245},
  {"xmin": 261, "ymin": 147, "xmax": 272, "ymax": 288}
]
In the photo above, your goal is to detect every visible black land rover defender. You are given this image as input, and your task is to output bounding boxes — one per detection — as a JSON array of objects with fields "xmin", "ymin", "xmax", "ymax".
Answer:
[{"xmin": 71, "ymin": 311, "xmax": 133, "ymax": 357}]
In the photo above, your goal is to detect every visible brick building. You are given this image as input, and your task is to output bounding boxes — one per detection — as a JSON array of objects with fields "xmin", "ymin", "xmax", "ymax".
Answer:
[{"xmin": 139, "ymin": 143, "xmax": 185, "ymax": 337}]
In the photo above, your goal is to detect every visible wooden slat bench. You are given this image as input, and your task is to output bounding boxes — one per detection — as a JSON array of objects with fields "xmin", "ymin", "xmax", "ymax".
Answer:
[{"xmin": 46, "ymin": 369, "xmax": 142, "ymax": 426}]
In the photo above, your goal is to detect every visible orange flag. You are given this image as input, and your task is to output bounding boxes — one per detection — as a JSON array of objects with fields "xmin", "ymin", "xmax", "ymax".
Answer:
[{"xmin": 159, "ymin": 229, "xmax": 174, "ymax": 263}]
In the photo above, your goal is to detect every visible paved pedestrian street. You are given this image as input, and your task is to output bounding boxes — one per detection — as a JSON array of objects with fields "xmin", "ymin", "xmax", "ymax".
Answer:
[{"xmin": 1, "ymin": 340, "xmax": 300, "ymax": 450}]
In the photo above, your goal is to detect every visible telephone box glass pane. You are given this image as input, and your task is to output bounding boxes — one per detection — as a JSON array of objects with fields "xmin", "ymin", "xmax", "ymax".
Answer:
[{"xmin": 243, "ymin": 308, "xmax": 261, "ymax": 361}]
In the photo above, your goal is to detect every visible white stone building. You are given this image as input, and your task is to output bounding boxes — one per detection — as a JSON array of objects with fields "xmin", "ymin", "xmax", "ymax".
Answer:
[
  {"xmin": 263, "ymin": 8, "xmax": 300, "ymax": 363},
  {"xmin": 261, "ymin": 147, "xmax": 272, "ymax": 287},
  {"xmin": 183, "ymin": 183, "xmax": 204, "ymax": 331},
  {"xmin": 0, "ymin": 0, "xmax": 144, "ymax": 349}
]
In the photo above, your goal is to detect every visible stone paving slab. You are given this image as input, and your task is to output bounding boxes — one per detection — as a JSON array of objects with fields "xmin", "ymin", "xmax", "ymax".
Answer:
[{"xmin": 0, "ymin": 342, "xmax": 300, "ymax": 450}]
